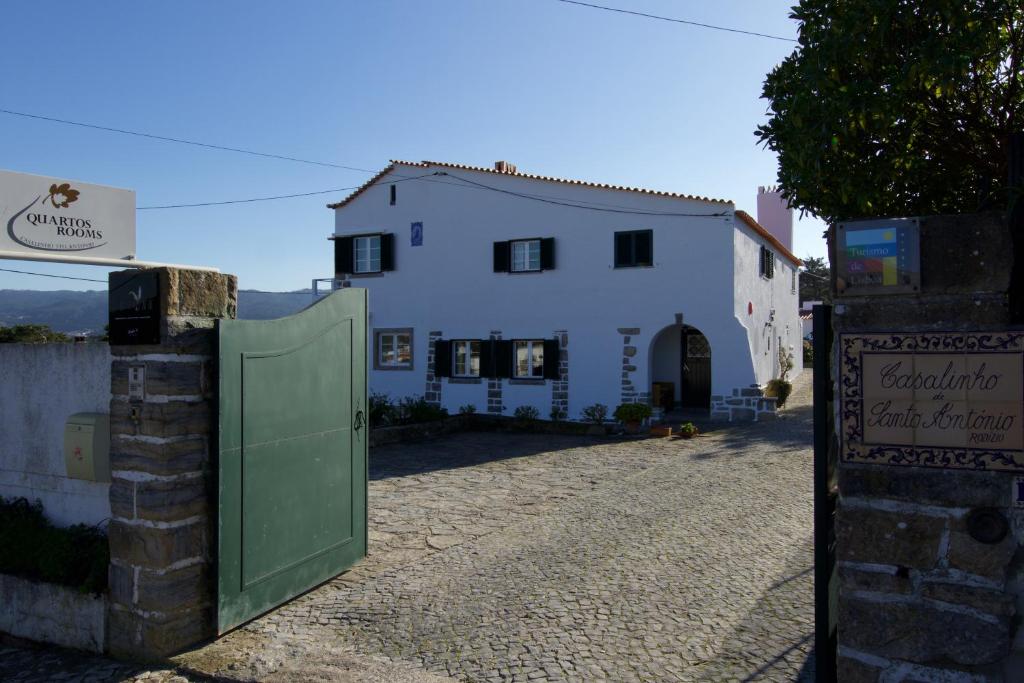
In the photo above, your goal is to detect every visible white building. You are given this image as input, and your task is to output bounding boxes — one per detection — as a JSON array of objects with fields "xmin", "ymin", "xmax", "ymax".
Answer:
[{"xmin": 327, "ymin": 160, "xmax": 802, "ymax": 421}]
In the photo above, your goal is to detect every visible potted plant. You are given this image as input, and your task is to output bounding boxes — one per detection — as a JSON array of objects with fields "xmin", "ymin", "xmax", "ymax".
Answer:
[
  {"xmin": 649, "ymin": 424, "xmax": 673, "ymax": 437},
  {"xmin": 582, "ymin": 403, "xmax": 609, "ymax": 435},
  {"xmin": 678, "ymin": 421, "xmax": 699, "ymax": 439},
  {"xmin": 614, "ymin": 403, "xmax": 652, "ymax": 434}
]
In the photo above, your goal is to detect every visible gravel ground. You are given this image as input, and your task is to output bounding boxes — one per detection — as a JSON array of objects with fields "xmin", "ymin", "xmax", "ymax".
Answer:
[{"xmin": 0, "ymin": 371, "xmax": 815, "ymax": 682}]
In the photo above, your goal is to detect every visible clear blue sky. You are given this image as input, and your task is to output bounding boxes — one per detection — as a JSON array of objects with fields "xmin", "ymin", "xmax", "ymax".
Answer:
[{"xmin": 0, "ymin": 0, "xmax": 825, "ymax": 292}]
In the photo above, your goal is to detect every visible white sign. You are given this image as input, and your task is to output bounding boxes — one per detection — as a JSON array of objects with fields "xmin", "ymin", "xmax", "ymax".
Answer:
[{"xmin": 0, "ymin": 169, "xmax": 135, "ymax": 259}]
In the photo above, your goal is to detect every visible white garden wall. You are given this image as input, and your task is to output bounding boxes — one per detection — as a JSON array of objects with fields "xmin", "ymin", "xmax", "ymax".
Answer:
[{"xmin": 0, "ymin": 343, "xmax": 111, "ymax": 526}]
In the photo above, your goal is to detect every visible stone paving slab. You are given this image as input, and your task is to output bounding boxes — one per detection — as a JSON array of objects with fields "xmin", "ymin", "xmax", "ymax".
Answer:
[{"xmin": 1, "ymin": 372, "xmax": 816, "ymax": 682}]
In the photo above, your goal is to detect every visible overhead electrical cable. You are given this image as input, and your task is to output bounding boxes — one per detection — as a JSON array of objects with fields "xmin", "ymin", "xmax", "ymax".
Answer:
[
  {"xmin": 0, "ymin": 264, "xmax": 107, "ymax": 280},
  {"xmin": 435, "ymin": 171, "xmax": 730, "ymax": 217},
  {"xmin": 553, "ymin": 0, "xmax": 798, "ymax": 42},
  {"xmin": 0, "ymin": 108, "xmax": 378, "ymax": 173}
]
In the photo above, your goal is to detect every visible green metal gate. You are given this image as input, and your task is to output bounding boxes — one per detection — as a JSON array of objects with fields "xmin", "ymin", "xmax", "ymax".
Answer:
[{"xmin": 217, "ymin": 289, "xmax": 367, "ymax": 633}]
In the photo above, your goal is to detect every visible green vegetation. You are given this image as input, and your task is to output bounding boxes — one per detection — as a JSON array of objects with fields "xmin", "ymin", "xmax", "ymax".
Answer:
[
  {"xmin": 613, "ymin": 403, "xmax": 652, "ymax": 424},
  {"xmin": 0, "ymin": 324, "xmax": 71, "ymax": 343},
  {"xmin": 678, "ymin": 422, "xmax": 699, "ymax": 438},
  {"xmin": 799, "ymin": 256, "xmax": 831, "ymax": 305},
  {"xmin": 0, "ymin": 497, "xmax": 108, "ymax": 594},
  {"xmin": 757, "ymin": 1, "xmax": 1023, "ymax": 222},
  {"xmin": 513, "ymin": 405, "xmax": 540, "ymax": 421},
  {"xmin": 458, "ymin": 404, "xmax": 477, "ymax": 415},
  {"xmin": 368, "ymin": 393, "xmax": 449, "ymax": 427},
  {"xmin": 581, "ymin": 404, "xmax": 608, "ymax": 424}
]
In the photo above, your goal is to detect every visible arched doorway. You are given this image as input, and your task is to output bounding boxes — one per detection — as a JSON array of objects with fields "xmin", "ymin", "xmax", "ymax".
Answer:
[{"xmin": 650, "ymin": 324, "xmax": 711, "ymax": 412}]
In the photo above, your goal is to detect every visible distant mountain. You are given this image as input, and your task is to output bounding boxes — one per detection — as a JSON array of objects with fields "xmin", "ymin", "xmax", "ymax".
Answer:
[{"xmin": 0, "ymin": 288, "xmax": 318, "ymax": 335}]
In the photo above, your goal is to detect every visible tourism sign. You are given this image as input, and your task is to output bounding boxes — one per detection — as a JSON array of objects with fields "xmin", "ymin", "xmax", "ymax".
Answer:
[
  {"xmin": 840, "ymin": 331, "xmax": 1024, "ymax": 472},
  {"xmin": 0, "ymin": 169, "xmax": 135, "ymax": 260},
  {"xmin": 836, "ymin": 217, "xmax": 920, "ymax": 295}
]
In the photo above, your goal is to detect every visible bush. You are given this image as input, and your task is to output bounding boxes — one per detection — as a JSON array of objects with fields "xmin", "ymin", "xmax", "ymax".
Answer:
[
  {"xmin": 513, "ymin": 405, "xmax": 540, "ymax": 421},
  {"xmin": 397, "ymin": 396, "xmax": 448, "ymax": 424},
  {"xmin": 581, "ymin": 404, "xmax": 608, "ymax": 424},
  {"xmin": 0, "ymin": 497, "xmax": 108, "ymax": 594},
  {"xmin": 0, "ymin": 324, "xmax": 70, "ymax": 343},
  {"xmin": 458, "ymin": 404, "xmax": 477, "ymax": 415},
  {"xmin": 368, "ymin": 392, "xmax": 396, "ymax": 428},
  {"xmin": 803, "ymin": 339, "xmax": 814, "ymax": 365},
  {"xmin": 765, "ymin": 379, "xmax": 794, "ymax": 408},
  {"xmin": 613, "ymin": 403, "xmax": 652, "ymax": 423},
  {"xmin": 549, "ymin": 406, "xmax": 566, "ymax": 422}
]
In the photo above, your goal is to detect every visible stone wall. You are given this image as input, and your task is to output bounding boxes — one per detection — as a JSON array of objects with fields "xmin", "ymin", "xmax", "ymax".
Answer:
[
  {"xmin": 424, "ymin": 330, "xmax": 443, "ymax": 407},
  {"xmin": 831, "ymin": 212, "xmax": 1023, "ymax": 680},
  {"xmin": 106, "ymin": 267, "xmax": 237, "ymax": 661},
  {"xmin": 710, "ymin": 386, "xmax": 777, "ymax": 422},
  {"xmin": 551, "ymin": 329, "xmax": 569, "ymax": 419},
  {"xmin": 0, "ymin": 573, "xmax": 107, "ymax": 652}
]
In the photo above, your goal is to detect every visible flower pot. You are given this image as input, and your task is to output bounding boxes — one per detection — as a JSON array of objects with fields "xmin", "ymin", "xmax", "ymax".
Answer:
[{"xmin": 649, "ymin": 425, "xmax": 673, "ymax": 437}]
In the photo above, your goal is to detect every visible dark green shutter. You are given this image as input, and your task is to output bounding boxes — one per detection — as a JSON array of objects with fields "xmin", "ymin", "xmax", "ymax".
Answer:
[
  {"xmin": 635, "ymin": 230, "xmax": 653, "ymax": 266},
  {"xmin": 434, "ymin": 340, "xmax": 451, "ymax": 378},
  {"xmin": 540, "ymin": 238, "xmax": 555, "ymax": 270},
  {"xmin": 493, "ymin": 241, "xmax": 510, "ymax": 272},
  {"xmin": 381, "ymin": 233, "xmax": 395, "ymax": 271},
  {"xmin": 542, "ymin": 339, "xmax": 560, "ymax": 380},
  {"xmin": 480, "ymin": 340, "xmax": 495, "ymax": 378},
  {"xmin": 335, "ymin": 237, "xmax": 354, "ymax": 275},
  {"xmin": 493, "ymin": 340, "xmax": 512, "ymax": 378},
  {"xmin": 614, "ymin": 232, "xmax": 630, "ymax": 267}
]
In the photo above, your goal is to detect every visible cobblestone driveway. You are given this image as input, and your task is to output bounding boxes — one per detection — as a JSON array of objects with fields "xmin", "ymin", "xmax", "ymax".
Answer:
[{"xmin": 2, "ymin": 373, "xmax": 815, "ymax": 682}]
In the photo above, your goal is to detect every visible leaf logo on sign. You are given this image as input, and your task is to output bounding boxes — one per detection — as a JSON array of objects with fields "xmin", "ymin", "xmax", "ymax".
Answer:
[{"xmin": 45, "ymin": 183, "xmax": 80, "ymax": 209}]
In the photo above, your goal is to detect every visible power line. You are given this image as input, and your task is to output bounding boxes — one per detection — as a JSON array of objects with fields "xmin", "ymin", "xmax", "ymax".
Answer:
[
  {"xmin": 436, "ymin": 171, "xmax": 730, "ymax": 217},
  {"xmin": 0, "ymin": 108, "xmax": 378, "ymax": 174},
  {"xmin": 0, "ymin": 267, "xmax": 107, "ymax": 283},
  {"xmin": 137, "ymin": 172, "xmax": 436, "ymax": 209},
  {"xmin": 553, "ymin": 0, "xmax": 798, "ymax": 43}
]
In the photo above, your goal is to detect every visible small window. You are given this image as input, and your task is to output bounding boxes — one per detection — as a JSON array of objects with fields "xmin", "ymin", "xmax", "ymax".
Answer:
[
  {"xmin": 791, "ymin": 268, "xmax": 796, "ymax": 293},
  {"xmin": 375, "ymin": 329, "xmax": 412, "ymax": 369},
  {"xmin": 759, "ymin": 245, "xmax": 775, "ymax": 279},
  {"xmin": 511, "ymin": 239, "xmax": 541, "ymax": 272},
  {"xmin": 614, "ymin": 230, "xmax": 653, "ymax": 268},
  {"xmin": 389, "ymin": 184, "xmax": 396, "ymax": 205},
  {"xmin": 453, "ymin": 340, "xmax": 481, "ymax": 377},
  {"xmin": 513, "ymin": 340, "xmax": 545, "ymax": 378},
  {"xmin": 355, "ymin": 235, "xmax": 382, "ymax": 273}
]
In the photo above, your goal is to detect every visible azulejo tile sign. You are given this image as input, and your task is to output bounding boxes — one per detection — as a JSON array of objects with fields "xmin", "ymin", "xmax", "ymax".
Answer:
[{"xmin": 840, "ymin": 331, "xmax": 1024, "ymax": 471}]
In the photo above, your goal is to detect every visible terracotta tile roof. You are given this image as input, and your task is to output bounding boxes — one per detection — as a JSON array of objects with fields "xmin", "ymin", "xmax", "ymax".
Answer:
[
  {"xmin": 326, "ymin": 159, "xmax": 733, "ymax": 209},
  {"xmin": 734, "ymin": 210, "xmax": 801, "ymax": 266}
]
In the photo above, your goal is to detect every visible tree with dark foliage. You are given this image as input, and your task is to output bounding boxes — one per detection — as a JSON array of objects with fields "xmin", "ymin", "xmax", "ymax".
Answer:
[{"xmin": 757, "ymin": 1, "xmax": 1023, "ymax": 223}]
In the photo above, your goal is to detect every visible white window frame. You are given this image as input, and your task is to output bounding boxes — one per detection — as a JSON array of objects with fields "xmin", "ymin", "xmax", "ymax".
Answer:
[
  {"xmin": 354, "ymin": 235, "xmax": 382, "ymax": 274},
  {"xmin": 376, "ymin": 330, "xmax": 412, "ymax": 369},
  {"xmin": 513, "ymin": 339, "xmax": 544, "ymax": 378},
  {"xmin": 510, "ymin": 239, "xmax": 541, "ymax": 273},
  {"xmin": 452, "ymin": 340, "xmax": 481, "ymax": 378}
]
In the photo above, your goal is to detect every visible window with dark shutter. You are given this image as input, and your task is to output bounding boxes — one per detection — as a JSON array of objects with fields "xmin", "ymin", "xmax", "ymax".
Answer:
[
  {"xmin": 335, "ymin": 236, "xmax": 354, "ymax": 276},
  {"xmin": 389, "ymin": 184, "xmax": 396, "ymax": 205},
  {"xmin": 540, "ymin": 238, "xmax": 555, "ymax": 270},
  {"xmin": 614, "ymin": 230, "xmax": 653, "ymax": 268},
  {"xmin": 433, "ymin": 340, "xmax": 452, "ymax": 378},
  {"xmin": 381, "ymin": 233, "xmax": 395, "ymax": 271},
  {"xmin": 493, "ymin": 241, "xmax": 510, "ymax": 273},
  {"xmin": 542, "ymin": 339, "xmax": 560, "ymax": 380},
  {"xmin": 493, "ymin": 340, "xmax": 512, "ymax": 378},
  {"xmin": 759, "ymin": 246, "xmax": 775, "ymax": 279}
]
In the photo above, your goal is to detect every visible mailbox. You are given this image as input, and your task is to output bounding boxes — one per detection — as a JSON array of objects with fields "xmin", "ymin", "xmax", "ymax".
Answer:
[{"xmin": 64, "ymin": 413, "xmax": 111, "ymax": 483}]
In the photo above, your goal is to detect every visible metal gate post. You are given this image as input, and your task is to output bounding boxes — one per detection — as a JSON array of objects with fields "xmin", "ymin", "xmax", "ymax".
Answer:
[{"xmin": 812, "ymin": 304, "xmax": 837, "ymax": 682}]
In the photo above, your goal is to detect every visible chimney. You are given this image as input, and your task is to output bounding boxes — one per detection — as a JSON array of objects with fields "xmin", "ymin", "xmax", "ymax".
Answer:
[
  {"xmin": 756, "ymin": 186, "xmax": 794, "ymax": 252},
  {"xmin": 494, "ymin": 160, "xmax": 517, "ymax": 174}
]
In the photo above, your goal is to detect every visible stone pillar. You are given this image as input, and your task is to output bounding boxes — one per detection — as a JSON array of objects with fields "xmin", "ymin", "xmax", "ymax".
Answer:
[
  {"xmin": 424, "ymin": 330, "xmax": 443, "ymax": 407},
  {"xmin": 551, "ymin": 329, "xmax": 569, "ymax": 419},
  {"xmin": 487, "ymin": 330, "xmax": 503, "ymax": 414},
  {"xmin": 107, "ymin": 267, "xmax": 237, "ymax": 660},
  {"xmin": 832, "ymin": 213, "xmax": 1023, "ymax": 680},
  {"xmin": 618, "ymin": 327, "xmax": 640, "ymax": 405}
]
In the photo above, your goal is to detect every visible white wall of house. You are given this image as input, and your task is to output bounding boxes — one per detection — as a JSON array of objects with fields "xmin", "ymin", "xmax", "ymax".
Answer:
[
  {"xmin": 335, "ymin": 163, "xmax": 798, "ymax": 418},
  {"xmin": 0, "ymin": 343, "xmax": 111, "ymax": 526},
  {"xmin": 733, "ymin": 220, "xmax": 804, "ymax": 386}
]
